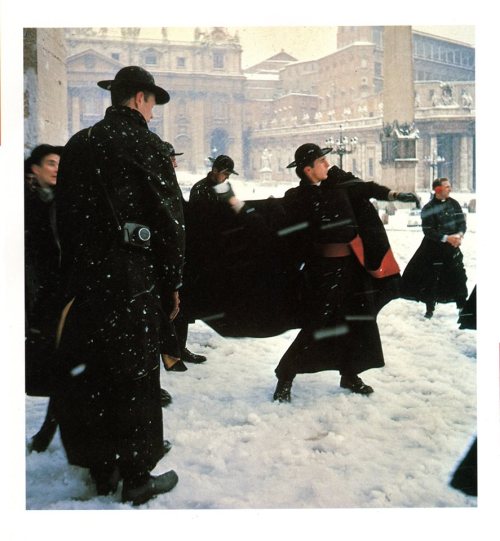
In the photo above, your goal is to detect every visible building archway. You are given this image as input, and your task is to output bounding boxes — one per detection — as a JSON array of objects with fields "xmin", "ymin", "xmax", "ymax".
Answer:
[{"xmin": 209, "ymin": 128, "xmax": 230, "ymax": 157}]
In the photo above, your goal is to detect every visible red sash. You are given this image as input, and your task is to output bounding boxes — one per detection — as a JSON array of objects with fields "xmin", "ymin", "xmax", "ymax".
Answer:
[{"xmin": 349, "ymin": 235, "xmax": 400, "ymax": 278}]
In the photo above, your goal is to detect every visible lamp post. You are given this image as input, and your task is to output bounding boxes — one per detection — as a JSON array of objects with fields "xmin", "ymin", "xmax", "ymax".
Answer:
[
  {"xmin": 206, "ymin": 146, "xmax": 218, "ymax": 168},
  {"xmin": 424, "ymin": 149, "xmax": 445, "ymax": 192},
  {"xmin": 205, "ymin": 146, "xmax": 217, "ymax": 168},
  {"xmin": 325, "ymin": 124, "xmax": 358, "ymax": 170}
]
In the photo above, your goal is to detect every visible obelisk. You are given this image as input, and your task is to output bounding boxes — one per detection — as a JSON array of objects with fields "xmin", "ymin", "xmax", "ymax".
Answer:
[{"xmin": 380, "ymin": 26, "xmax": 418, "ymax": 192}]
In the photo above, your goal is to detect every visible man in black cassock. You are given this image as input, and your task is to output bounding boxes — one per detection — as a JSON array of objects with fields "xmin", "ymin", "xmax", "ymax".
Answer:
[
  {"xmin": 271, "ymin": 143, "xmax": 418, "ymax": 402},
  {"xmin": 401, "ymin": 177, "xmax": 468, "ymax": 319}
]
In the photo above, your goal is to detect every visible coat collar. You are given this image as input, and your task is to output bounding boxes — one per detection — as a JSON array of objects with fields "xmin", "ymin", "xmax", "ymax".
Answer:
[{"xmin": 104, "ymin": 105, "xmax": 148, "ymax": 128}]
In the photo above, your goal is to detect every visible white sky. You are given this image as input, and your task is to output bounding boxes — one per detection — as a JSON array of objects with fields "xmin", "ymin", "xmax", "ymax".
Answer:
[{"xmin": 111, "ymin": 25, "xmax": 475, "ymax": 69}]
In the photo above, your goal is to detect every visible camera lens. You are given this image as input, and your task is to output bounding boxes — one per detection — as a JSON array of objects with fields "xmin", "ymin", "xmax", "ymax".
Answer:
[{"xmin": 137, "ymin": 227, "xmax": 151, "ymax": 242}]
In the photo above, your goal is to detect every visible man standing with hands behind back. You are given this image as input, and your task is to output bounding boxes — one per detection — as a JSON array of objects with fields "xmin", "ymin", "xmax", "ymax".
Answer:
[{"xmin": 54, "ymin": 66, "xmax": 185, "ymax": 505}]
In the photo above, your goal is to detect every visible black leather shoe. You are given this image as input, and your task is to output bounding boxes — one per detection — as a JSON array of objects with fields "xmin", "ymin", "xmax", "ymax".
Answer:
[
  {"xmin": 91, "ymin": 466, "xmax": 121, "ymax": 496},
  {"xmin": 273, "ymin": 379, "xmax": 293, "ymax": 402},
  {"xmin": 181, "ymin": 348, "xmax": 207, "ymax": 364},
  {"xmin": 122, "ymin": 470, "xmax": 179, "ymax": 506},
  {"xmin": 166, "ymin": 360, "xmax": 188, "ymax": 372},
  {"xmin": 162, "ymin": 440, "xmax": 172, "ymax": 456},
  {"xmin": 424, "ymin": 311, "xmax": 433, "ymax": 319},
  {"xmin": 340, "ymin": 375, "xmax": 374, "ymax": 395},
  {"xmin": 160, "ymin": 388, "xmax": 172, "ymax": 407}
]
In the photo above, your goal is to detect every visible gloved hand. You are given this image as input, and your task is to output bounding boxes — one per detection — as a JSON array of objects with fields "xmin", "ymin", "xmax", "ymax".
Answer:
[
  {"xmin": 396, "ymin": 192, "xmax": 420, "ymax": 208},
  {"xmin": 213, "ymin": 181, "xmax": 236, "ymax": 202}
]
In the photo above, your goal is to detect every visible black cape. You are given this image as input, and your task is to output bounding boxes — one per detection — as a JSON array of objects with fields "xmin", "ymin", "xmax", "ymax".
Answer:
[{"xmin": 183, "ymin": 175, "xmax": 400, "ymax": 338}]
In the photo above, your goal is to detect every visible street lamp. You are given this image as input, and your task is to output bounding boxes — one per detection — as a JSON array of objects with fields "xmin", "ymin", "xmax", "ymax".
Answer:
[
  {"xmin": 325, "ymin": 124, "xmax": 358, "ymax": 170},
  {"xmin": 205, "ymin": 146, "xmax": 218, "ymax": 168},
  {"xmin": 424, "ymin": 149, "xmax": 445, "ymax": 192}
]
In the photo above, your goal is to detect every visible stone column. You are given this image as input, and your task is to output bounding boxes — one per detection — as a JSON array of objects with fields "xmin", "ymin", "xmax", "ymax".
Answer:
[
  {"xmin": 189, "ymin": 92, "xmax": 206, "ymax": 175},
  {"xmin": 24, "ymin": 28, "xmax": 68, "ymax": 152},
  {"xmin": 380, "ymin": 26, "xmax": 418, "ymax": 193},
  {"xmin": 71, "ymin": 94, "xmax": 80, "ymax": 135},
  {"xmin": 428, "ymin": 135, "xmax": 439, "ymax": 192},
  {"xmin": 458, "ymin": 135, "xmax": 473, "ymax": 192}
]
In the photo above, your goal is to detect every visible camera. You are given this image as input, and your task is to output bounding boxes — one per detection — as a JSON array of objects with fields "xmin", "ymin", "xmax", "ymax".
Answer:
[{"xmin": 122, "ymin": 222, "xmax": 151, "ymax": 249}]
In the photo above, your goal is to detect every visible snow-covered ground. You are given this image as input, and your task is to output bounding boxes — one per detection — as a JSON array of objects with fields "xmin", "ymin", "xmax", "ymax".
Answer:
[{"xmin": 17, "ymin": 186, "xmax": 495, "ymax": 540}]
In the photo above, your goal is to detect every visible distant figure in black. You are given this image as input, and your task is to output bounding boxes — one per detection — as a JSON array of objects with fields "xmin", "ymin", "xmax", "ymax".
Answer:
[
  {"xmin": 161, "ymin": 142, "xmax": 207, "ymax": 373},
  {"xmin": 401, "ymin": 177, "xmax": 467, "ymax": 319},
  {"xmin": 186, "ymin": 154, "xmax": 244, "ymax": 318},
  {"xmin": 25, "ymin": 144, "xmax": 63, "ymax": 452},
  {"xmin": 458, "ymin": 285, "xmax": 476, "ymax": 330}
]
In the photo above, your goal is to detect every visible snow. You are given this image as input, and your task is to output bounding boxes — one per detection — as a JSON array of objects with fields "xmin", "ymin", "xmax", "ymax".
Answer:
[
  {"xmin": 23, "ymin": 187, "xmax": 478, "ymax": 516},
  {"xmin": 12, "ymin": 182, "xmax": 496, "ymax": 540}
]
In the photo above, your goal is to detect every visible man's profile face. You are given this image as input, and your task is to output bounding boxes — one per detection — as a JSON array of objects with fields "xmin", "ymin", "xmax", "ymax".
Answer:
[
  {"xmin": 31, "ymin": 153, "xmax": 60, "ymax": 188},
  {"xmin": 137, "ymin": 92, "xmax": 156, "ymax": 122},
  {"xmin": 304, "ymin": 155, "xmax": 330, "ymax": 184},
  {"xmin": 213, "ymin": 169, "xmax": 230, "ymax": 184},
  {"xmin": 435, "ymin": 180, "xmax": 451, "ymax": 199}
]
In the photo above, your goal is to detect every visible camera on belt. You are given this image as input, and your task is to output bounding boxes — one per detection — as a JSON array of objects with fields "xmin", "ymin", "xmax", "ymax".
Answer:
[{"xmin": 122, "ymin": 222, "xmax": 151, "ymax": 249}]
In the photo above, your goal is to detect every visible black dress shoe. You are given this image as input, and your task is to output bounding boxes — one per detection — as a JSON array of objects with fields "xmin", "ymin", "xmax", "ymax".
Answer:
[
  {"xmin": 122, "ymin": 470, "xmax": 179, "ymax": 506},
  {"xmin": 340, "ymin": 375, "xmax": 374, "ymax": 395},
  {"xmin": 160, "ymin": 388, "xmax": 172, "ymax": 407},
  {"xmin": 273, "ymin": 379, "xmax": 293, "ymax": 402},
  {"xmin": 181, "ymin": 348, "xmax": 207, "ymax": 364},
  {"xmin": 424, "ymin": 311, "xmax": 433, "ymax": 319},
  {"xmin": 166, "ymin": 360, "xmax": 188, "ymax": 372},
  {"xmin": 162, "ymin": 440, "xmax": 172, "ymax": 456},
  {"xmin": 91, "ymin": 465, "xmax": 121, "ymax": 496}
]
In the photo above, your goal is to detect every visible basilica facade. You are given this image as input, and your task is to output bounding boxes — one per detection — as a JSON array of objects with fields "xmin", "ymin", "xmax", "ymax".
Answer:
[{"xmin": 47, "ymin": 26, "xmax": 477, "ymax": 191}]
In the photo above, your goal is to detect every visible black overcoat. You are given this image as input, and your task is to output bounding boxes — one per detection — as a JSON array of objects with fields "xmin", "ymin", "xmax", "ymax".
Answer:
[
  {"xmin": 24, "ymin": 184, "xmax": 62, "ymax": 395},
  {"xmin": 53, "ymin": 106, "xmax": 185, "ymax": 473},
  {"xmin": 401, "ymin": 196, "xmax": 468, "ymax": 306}
]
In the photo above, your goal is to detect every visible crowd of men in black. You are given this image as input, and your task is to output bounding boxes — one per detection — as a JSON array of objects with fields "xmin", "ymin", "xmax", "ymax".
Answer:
[{"xmin": 25, "ymin": 66, "xmax": 476, "ymax": 505}]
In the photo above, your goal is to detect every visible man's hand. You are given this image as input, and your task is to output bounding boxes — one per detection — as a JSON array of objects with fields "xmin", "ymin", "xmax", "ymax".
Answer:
[
  {"xmin": 396, "ymin": 192, "xmax": 420, "ymax": 207},
  {"xmin": 446, "ymin": 234, "xmax": 462, "ymax": 248},
  {"xmin": 168, "ymin": 290, "xmax": 180, "ymax": 321},
  {"xmin": 228, "ymin": 196, "xmax": 245, "ymax": 214}
]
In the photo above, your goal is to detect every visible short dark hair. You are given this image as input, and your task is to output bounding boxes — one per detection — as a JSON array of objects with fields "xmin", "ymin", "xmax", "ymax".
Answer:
[
  {"xmin": 432, "ymin": 177, "xmax": 450, "ymax": 189},
  {"xmin": 111, "ymin": 86, "xmax": 154, "ymax": 106},
  {"xmin": 26, "ymin": 144, "xmax": 63, "ymax": 168}
]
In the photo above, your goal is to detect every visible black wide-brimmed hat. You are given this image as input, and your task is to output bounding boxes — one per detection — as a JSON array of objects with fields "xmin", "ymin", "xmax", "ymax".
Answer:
[
  {"xmin": 208, "ymin": 155, "xmax": 239, "ymax": 175},
  {"xmin": 286, "ymin": 143, "xmax": 332, "ymax": 169},
  {"xmin": 163, "ymin": 142, "xmax": 183, "ymax": 156},
  {"xmin": 97, "ymin": 66, "xmax": 170, "ymax": 104}
]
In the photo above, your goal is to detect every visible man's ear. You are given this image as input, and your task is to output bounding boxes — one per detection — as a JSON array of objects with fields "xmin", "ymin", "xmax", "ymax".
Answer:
[{"xmin": 134, "ymin": 90, "xmax": 146, "ymax": 107}]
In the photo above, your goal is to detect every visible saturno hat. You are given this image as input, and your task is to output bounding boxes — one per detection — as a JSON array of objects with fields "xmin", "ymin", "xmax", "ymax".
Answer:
[
  {"xmin": 208, "ymin": 155, "xmax": 239, "ymax": 175},
  {"xmin": 286, "ymin": 143, "xmax": 332, "ymax": 168},
  {"xmin": 163, "ymin": 142, "xmax": 183, "ymax": 156},
  {"xmin": 97, "ymin": 66, "xmax": 170, "ymax": 104}
]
